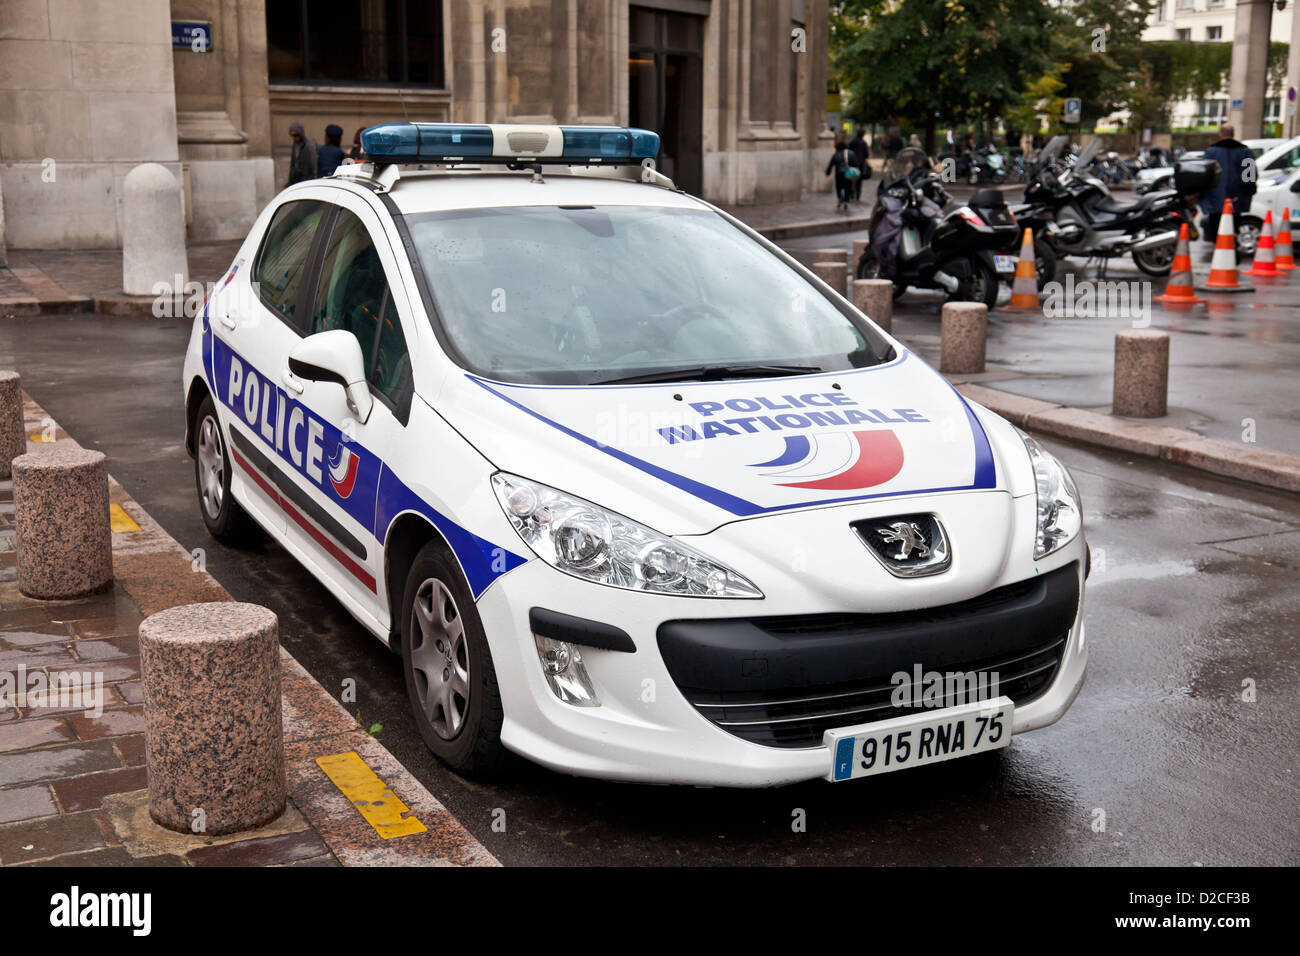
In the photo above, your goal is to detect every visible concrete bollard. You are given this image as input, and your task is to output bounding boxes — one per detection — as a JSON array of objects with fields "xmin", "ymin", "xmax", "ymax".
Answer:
[
  {"xmin": 1112, "ymin": 329, "xmax": 1169, "ymax": 418},
  {"xmin": 853, "ymin": 279, "xmax": 894, "ymax": 333},
  {"xmin": 852, "ymin": 238, "xmax": 870, "ymax": 271},
  {"xmin": 140, "ymin": 602, "xmax": 286, "ymax": 836},
  {"xmin": 940, "ymin": 302, "xmax": 988, "ymax": 374},
  {"xmin": 0, "ymin": 371, "xmax": 26, "ymax": 479},
  {"xmin": 122, "ymin": 163, "xmax": 188, "ymax": 296},
  {"xmin": 12, "ymin": 446, "xmax": 112, "ymax": 599},
  {"xmin": 812, "ymin": 261, "xmax": 849, "ymax": 297},
  {"xmin": 813, "ymin": 247, "xmax": 849, "ymax": 264}
]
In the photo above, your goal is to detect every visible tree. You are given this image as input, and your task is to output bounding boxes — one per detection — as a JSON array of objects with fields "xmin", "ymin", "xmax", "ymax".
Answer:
[
  {"xmin": 831, "ymin": 0, "xmax": 1055, "ymax": 152},
  {"xmin": 1050, "ymin": 0, "xmax": 1155, "ymax": 127}
]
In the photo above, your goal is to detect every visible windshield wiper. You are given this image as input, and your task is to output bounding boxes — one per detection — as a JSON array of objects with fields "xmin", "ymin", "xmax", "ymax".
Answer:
[{"xmin": 593, "ymin": 364, "xmax": 823, "ymax": 386}]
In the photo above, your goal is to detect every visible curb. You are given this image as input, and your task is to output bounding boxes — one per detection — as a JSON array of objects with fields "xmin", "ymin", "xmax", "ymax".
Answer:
[
  {"xmin": 754, "ymin": 214, "xmax": 871, "ymax": 242},
  {"xmin": 955, "ymin": 383, "xmax": 1300, "ymax": 494},
  {"xmin": 14, "ymin": 392, "xmax": 499, "ymax": 866}
]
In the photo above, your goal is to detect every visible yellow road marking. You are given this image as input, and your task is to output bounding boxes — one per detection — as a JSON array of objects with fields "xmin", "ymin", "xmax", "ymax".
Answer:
[
  {"xmin": 108, "ymin": 504, "xmax": 141, "ymax": 533},
  {"xmin": 315, "ymin": 751, "xmax": 427, "ymax": 839},
  {"xmin": 28, "ymin": 433, "xmax": 55, "ymax": 443}
]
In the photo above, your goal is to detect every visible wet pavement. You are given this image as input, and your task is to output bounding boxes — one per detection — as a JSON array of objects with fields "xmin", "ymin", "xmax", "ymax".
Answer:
[
  {"xmin": 2, "ymin": 312, "xmax": 1296, "ymax": 865},
  {"xmin": 780, "ymin": 227, "xmax": 1300, "ymax": 457}
]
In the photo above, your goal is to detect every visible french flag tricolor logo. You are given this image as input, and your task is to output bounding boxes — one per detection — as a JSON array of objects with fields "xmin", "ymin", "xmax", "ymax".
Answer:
[{"xmin": 328, "ymin": 443, "xmax": 360, "ymax": 499}]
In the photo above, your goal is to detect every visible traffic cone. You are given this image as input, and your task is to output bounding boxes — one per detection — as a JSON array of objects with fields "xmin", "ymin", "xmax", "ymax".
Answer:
[
  {"xmin": 1006, "ymin": 228, "xmax": 1040, "ymax": 311},
  {"xmin": 1273, "ymin": 207, "xmax": 1295, "ymax": 270},
  {"xmin": 1199, "ymin": 198, "xmax": 1252, "ymax": 293},
  {"xmin": 1246, "ymin": 210, "xmax": 1279, "ymax": 278},
  {"xmin": 1155, "ymin": 223, "xmax": 1204, "ymax": 306}
]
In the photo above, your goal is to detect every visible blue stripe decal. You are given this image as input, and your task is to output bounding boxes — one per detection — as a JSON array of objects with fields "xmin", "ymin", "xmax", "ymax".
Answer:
[{"xmin": 750, "ymin": 435, "xmax": 810, "ymax": 469}]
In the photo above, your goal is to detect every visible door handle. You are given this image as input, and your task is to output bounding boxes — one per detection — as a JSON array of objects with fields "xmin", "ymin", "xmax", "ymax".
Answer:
[
  {"xmin": 217, "ymin": 312, "xmax": 236, "ymax": 330},
  {"xmin": 282, "ymin": 368, "xmax": 305, "ymax": 394}
]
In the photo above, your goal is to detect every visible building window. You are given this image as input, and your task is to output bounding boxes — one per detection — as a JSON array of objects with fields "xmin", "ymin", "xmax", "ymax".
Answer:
[
  {"xmin": 1176, "ymin": 0, "xmax": 1195, "ymax": 8},
  {"xmin": 1155, "ymin": 1, "xmax": 1166, "ymax": 22},
  {"xmin": 267, "ymin": 0, "xmax": 445, "ymax": 87},
  {"xmin": 1206, "ymin": 26, "xmax": 1222, "ymax": 40},
  {"xmin": 1197, "ymin": 98, "xmax": 1228, "ymax": 125},
  {"xmin": 1176, "ymin": 28, "xmax": 1192, "ymax": 42},
  {"xmin": 1266, "ymin": 97, "xmax": 1281, "ymax": 122}
]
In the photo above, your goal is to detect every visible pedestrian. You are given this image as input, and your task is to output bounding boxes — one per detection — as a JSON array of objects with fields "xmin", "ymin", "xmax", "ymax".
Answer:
[
  {"xmin": 1200, "ymin": 122, "xmax": 1256, "ymax": 253},
  {"xmin": 849, "ymin": 126, "xmax": 869, "ymax": 201},
  {"xmin": 317, "ymin": 124, "xmax": 345, "ymax": 176},
  {"xmin": 287, "ymin": 121, "xmax": 318, "ymax": 186},
  {"xmin": 886, "ymin": 128, "xmax": 903, "ymax": 160},
  {"xmin": 348, "ymin": 126, "xmax": 366, "ymax": 162},
  {"xmin": 826, "ymin": 140, "xmax": 855, "ymax": 212},
  {"xmin": 908, "ymin": 133, "xmax": 922, "ymax": 149}
]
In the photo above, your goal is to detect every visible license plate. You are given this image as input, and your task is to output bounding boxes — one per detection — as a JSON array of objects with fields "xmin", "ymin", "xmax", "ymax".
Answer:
[
  {"xmin": 825, "ymin": 697, "xmax": 1014, "ymax": 782},
  {"xmin": 994, "ymin": 254, "xmax": 1018, "ymax": 274}
]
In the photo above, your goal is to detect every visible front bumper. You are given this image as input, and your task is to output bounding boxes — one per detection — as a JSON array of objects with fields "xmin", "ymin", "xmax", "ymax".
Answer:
[{"xmin": 475, "ymin": 516, "xmax": 1088, "ymax": 788}]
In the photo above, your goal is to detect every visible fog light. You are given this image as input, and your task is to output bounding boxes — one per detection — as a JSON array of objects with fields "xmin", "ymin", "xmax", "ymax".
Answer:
[{"xmin": 533, "ymin": 634, "xmax": 599, "ymax": 706}]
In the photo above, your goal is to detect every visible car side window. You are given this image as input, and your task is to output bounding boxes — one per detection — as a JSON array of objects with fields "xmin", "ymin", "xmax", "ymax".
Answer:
[
  {"xmin": 255, "ymin": 200, "xmax": 327, "ymax": 327},
  {"xmin": 310, "ymin": 208, "xmax": 413, "ymax": 414}
]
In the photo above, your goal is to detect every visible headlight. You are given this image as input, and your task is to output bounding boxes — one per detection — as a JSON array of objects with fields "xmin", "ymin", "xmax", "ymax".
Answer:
[
  {"xmin": 1020, "ymin": 433, "xmax": 1082, "ymax": 559},
  {"xmin": 491, "ymin": 473, "xmax": 763, "ymax": 598}
]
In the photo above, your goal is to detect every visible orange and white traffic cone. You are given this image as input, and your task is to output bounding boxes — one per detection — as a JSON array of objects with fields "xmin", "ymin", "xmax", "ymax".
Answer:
[
  {"xmin": 1006, "ymin": 227, "xmax": 1040, "ymax": 311},
  {"xmin": 1273, "ymin": 207, "xmax": 1295, "ymax": 270},
  {"xmin": 1155, "ymin": 223, "xmax": 1204, "ymax": 306},
  {"xmin": 1199, "ymin": 198, "xmax": 1252, "ymax": 293},
  {"xmin": 1246, "ymin": 210, "xmax": 1280, "ymax": 278}
]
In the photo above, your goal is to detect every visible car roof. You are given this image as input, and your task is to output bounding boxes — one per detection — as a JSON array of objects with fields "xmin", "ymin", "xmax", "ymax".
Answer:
[
  {"xmin": 1255, "ymin": 135, "xmax": 1300, "ymax": 168},
  {"xmin": 372, "ymin": 169, "xmax": 711, "ymax": 216}
]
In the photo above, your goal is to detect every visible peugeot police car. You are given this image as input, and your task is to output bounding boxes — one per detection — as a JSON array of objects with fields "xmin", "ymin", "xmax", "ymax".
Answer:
[{"xmin": 182, "ymin": 122, "xmax": 1088, "ymax": 787}]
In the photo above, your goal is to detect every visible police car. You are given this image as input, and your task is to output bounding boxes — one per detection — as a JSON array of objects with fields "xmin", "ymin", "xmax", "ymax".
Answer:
[{"xmin": 182, "ymin": 122, "xmax": 1087, "ymax": 786}]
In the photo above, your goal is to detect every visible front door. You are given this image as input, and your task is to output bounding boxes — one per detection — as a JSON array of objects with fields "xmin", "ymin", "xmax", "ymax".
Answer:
[{"xmin": 629, "ymin": 5, "xmax": 704, "ymax": 195}]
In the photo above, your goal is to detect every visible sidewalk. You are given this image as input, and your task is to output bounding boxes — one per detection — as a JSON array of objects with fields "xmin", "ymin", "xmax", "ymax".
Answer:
[{"xmin": 0, "ymin": 394, "xmax": 497, "ymax": 866}]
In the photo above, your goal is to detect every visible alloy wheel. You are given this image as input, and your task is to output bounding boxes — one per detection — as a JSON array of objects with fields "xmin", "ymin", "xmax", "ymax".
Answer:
[
  {"xmin": 409, "ymin": 577, "xmax": 470, "ymax": 740},
  {"xmin": 197, "ymin": 414, "xmax": 225, "ymax": 520}
]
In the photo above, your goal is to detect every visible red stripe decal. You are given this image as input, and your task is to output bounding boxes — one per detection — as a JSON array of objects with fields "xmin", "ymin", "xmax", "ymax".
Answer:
[{"xmin": 231, "ymin": 446, "xmax": 377, "ymax": 593}]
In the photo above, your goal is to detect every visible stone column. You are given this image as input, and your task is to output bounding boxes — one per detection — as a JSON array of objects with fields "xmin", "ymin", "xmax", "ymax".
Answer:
[{"xmin": 1228, "ymin": 0, "xmax": 1272, "ymax": 139}]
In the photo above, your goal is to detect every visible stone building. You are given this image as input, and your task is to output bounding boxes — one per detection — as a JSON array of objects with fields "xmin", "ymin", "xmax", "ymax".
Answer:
[{"xmin": 0, "ymin": 0, "xmax": 831, "ymax": 251}]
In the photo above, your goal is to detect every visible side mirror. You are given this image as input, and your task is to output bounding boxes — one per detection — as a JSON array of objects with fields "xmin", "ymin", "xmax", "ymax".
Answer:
[
  {"xmin": 1290, "ymin": 178, "xmax": 1300, "ymax": 193},
  {"xmin": 288, "ymin": 330, "xmax": 373, "ymax": 423}
]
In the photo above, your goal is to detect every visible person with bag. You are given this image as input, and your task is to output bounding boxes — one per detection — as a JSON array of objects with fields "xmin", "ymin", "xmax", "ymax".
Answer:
[{"xmin": 826, "ymin": 140, "xmax": 857, "ymax": 212}]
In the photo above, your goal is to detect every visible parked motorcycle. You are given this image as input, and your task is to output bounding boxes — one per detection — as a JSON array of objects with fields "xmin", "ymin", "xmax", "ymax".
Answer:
[
  {"xmin": 1024, "ymin": 136, "xmax": 1209, "ymax": 277},
  {"xmin": 968, "ymin": 189, "xmax": 1060, "ymax": 289},
  {"xmin": 856, "ymin": 148, "xmax": 1020, "ymax": 309}
]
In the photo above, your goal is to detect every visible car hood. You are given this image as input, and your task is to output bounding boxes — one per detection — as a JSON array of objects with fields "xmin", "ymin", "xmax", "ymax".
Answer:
[{"xmin": 435, "ymin": 351, "xmax": 1012, "ymax": 536}]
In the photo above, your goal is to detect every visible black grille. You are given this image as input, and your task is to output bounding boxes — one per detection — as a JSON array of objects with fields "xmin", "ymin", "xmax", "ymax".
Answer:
[
  {"xmin": 658, "ymin": 563, "xmax": 1079, "ymax": 750},
  {"xmin": 682, "ymin": 636, "xmax": 1064, "ymax": 749}
]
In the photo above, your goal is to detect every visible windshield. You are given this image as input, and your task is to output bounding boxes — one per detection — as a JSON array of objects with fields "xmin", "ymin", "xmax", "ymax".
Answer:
[
  {"xmin": 886, "ymin": 147, "xmax": 931, "ymax": 185},
  {"xmin": 1077, "ymin": 136, "xmax": 1103, "ymax": 167},
  {"xmin": 405, "ymin": 205, "xmax": 890, "ymax": 385}
]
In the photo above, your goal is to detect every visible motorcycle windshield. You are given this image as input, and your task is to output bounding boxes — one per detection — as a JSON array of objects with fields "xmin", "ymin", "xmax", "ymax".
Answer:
[
  {"xmin": 1037, "ymin": 135, "xmax": 1068, "ymax": 164},
  {"xmin": 885, "ymin": 147, "xmax": 931, "ymax": 186},
  {"xmin": 1077, "ymin": 137, "xmax": 1103, "ymax": 168}
]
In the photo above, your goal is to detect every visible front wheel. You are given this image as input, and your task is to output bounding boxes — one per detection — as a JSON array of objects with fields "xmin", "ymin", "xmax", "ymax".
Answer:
[
  {"xmin": 1132, "ymin": 241, "xmax": 1175, "ymax": 276},
  {"xmin": 193, "ymin": 394, "xmax": 257, "ymax": 546},
  {"xmin": 401, "ymin": 540, "xmax": 508, "ymax": 777},
  {"xmin": 1235, "ymin": 217, "xmax": 1261, "ymax": 259}
]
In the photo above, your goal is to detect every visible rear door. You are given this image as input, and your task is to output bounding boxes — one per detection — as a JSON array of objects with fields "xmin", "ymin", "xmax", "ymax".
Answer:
[{"xmin": 209, "ymin": 197, "xmax": 332, "ymax": 535}]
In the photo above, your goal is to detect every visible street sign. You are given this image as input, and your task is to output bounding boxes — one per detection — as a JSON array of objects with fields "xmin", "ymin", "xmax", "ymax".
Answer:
[
  {"xmin": 1064, "ymin": 98, "xmax": 1082, "ymax": 124},
  {"xmin": 1289, "ymin": 87, "xmax": 1296, "ymax": 102},
  {"xmin": 1231, "ymin": 98, "xmax": 1244, "ymax": 110},
  {"xmin": 172, "ymin": 21, "xmax": 212, "ymax": 52}
]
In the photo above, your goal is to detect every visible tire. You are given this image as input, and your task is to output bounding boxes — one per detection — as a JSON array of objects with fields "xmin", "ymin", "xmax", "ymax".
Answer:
[
  {"xmin": 856, "ymin": 252, "xmax": 907, "ymax": 300},
  {"xmin": 1033, "ymin": 238, "xmax": 1057, "ymax": 289},
  {"xmin": 1235, "ymin": 217, "xmax": 1261, "ymax": 259},
  {"xmin": 952, "ymin": 258, "xmax": 999, "ymax": 310},
  {"xmin": 1132, "ymin": 241, "xmax": 1175, "ymax": 276},
  {"xmin": 193, "ymin": 394, "xmax": 257, "ymax": 546},
  {"xmin": 400, "ymin": 540, "xmax": 508, "ymax": 777}
]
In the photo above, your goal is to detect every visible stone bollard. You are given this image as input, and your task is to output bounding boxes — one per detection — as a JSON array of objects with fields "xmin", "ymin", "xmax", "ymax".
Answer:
[
  {"xmin": 940, "ymin": 302, "xmax": 988, "ymax": 374},
  {"xmin": 853, "ymin": 279, "xmax": 894, "ymax": 333},
  {"xmin": 0, "ymin": 371, "xmax": 26, "ymax": 479},
  {"xmin": 122, "ymin": 163, "xmax": 188, "ymax": 297},
  {"xmin": 140, "ymin": 602, "xmax": 286, "ymax": 836},
  {"xmin": 813, "ymin": 247, "xmax": 849, "ymax": 263},
  {"xmin": 12, "ymin": 446, "xmax": 112, "ymax": 599},
  {"xmin": 1112, "ymin": 329, "xmax": 1169, "ymax": 418},
  {"xmin": 852, "ymin": 238, "xmax": 870, "ymax": 271},
  {"xmin": 812, "ymin": 261, "xmax": 849, "ymax": 297}
]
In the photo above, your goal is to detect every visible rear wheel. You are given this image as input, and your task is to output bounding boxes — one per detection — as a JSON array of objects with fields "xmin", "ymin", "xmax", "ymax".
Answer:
[
  {"xmin": 1033, "ymin": 238, "xmax": 1057, "ymax": 289},
  {"xmin": 1132, "ymin": 241, "xmax": 1175, "ymax": 276},
  {"xmin": 1235, "ymin": 217, "xmax": 1261, "ymax": 259},
  {"xmin": 951, "ymin": 258, "xmax": 999, "ymax": 310},
  {"xmin": 193, "ymin": 394, "xmax": 257, "ymax": 546},
  {"xmin": 400, "ymin": 540, "xmax": 508, "ymax": 777}
]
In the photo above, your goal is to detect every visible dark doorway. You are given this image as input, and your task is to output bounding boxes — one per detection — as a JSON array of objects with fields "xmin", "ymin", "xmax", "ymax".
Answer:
[{"xmin": 629, "ymin": 6, "xmax": 704, "ymax": 195}]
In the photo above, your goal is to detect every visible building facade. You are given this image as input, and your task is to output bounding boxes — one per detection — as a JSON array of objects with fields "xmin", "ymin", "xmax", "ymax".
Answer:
[{"xmin": 0, "ymin": 0, "xmax": 831, "ymax": 251}]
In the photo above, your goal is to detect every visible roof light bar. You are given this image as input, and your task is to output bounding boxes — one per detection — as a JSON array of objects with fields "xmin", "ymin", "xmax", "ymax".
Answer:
[{"xmin": 360, "ymin": 122, "xmax": 660, "ymax": 166}]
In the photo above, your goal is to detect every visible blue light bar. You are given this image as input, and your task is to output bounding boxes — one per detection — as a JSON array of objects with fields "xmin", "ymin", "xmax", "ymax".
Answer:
[{"xmin": 360, "ymin": 123, "xmax": 660, "ymax": 166}]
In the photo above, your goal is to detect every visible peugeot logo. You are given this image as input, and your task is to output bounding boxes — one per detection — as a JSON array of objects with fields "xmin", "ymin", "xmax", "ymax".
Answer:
[
  {"xmin": 852, "ymin": 512, "xmax": 952, "ymax": 578},
  {"xmin": 874, "ymin": 521, "xmax": 931, "ymax": 561}
]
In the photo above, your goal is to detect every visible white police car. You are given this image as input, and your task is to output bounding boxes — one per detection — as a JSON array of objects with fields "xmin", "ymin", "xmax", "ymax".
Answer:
[{"xmin": 183, "ymin": 122, "xmax": 1087, "ymax": 786}]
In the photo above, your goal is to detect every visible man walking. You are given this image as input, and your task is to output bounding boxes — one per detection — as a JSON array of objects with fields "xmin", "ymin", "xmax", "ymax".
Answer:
[
  {"xmin": 287, "ymin": 121, "xmax": 318, "ymax": 187},
  {"xmin": 848, "ymin": 126, "xmax": 868, "ymax": 201},
  {"xmin": 317, "ymin": 124, "xmax": 345, "ymax": 177},
  {"xmin": 1201, "ymin": 123, "xmax": 1256, "ymax": 252}
]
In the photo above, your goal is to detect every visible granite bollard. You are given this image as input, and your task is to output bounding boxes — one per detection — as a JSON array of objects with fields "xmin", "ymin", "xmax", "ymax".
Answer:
[
  {"xmin": 940, "ymin": 302, "xmax": 988, "ymax": 374},
  {"xmin": 853, "ymin": 279, "xmax": 894, "ymax": 333},
  {"xmin": 813, "ymin": 247, "xmax": 849, "ymax": 264},
  {"xmin": 12, "ymin": 446, "xmax": 112, "ymax": 599},
  {"xmin": 0, "ymin": 370, "xmax": 26, "ymax": 479},
  {"xmin": 122, "ymin": 163, "xmax": 188, "ymax": 297},
  {"xmin": 812, "ymin": 261, "xmax": 849, "ymax": 297},
  {"xmin": 140, "ymin": 602, "xmax": 286, "ymax": 836},
  {"xmin": 852, "ymin": 238, "xmax": 870, "ymax": 270},
  {"xmin": 1112, "ymin": 329, "xmax": 1170, "ymax": 418}
]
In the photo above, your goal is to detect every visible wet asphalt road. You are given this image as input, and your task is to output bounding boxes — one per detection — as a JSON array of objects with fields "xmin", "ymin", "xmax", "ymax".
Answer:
[{"xmin": 2, "ymin": 313, "xmax": 1297, "ymax": 866}]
